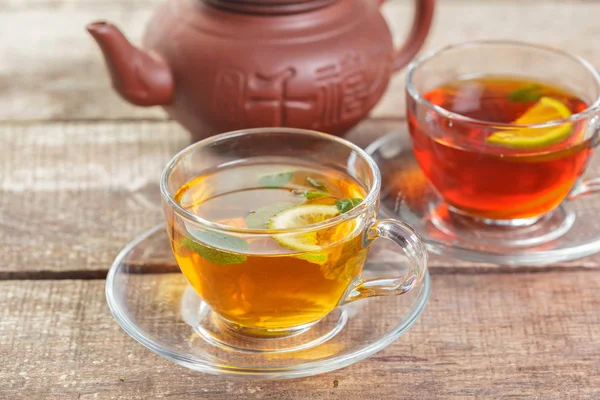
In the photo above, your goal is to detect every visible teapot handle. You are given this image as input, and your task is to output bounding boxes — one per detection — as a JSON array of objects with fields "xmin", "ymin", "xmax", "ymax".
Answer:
[{"xmin": 379, "ymin": 0, "xmax": 435, "ymax": 71}]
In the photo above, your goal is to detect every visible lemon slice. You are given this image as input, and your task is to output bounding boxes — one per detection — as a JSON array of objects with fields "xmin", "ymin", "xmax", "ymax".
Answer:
[
  {"xmin": 486, "ymin": 96, "xmax": 573, "ymax": 149},
  {"xmin": 268, "ymin": 205, "xmax": 340, "ymax": 252}
]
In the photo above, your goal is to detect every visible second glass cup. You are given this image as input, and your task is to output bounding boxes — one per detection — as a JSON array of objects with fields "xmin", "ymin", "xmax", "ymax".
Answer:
[
  {"xmin": 160, "ymin": 128, "xmax": 428, "ymax": 338},
  {"xmin": 405, "ymin": 41, "xmax": 600, "ymax": 227}
]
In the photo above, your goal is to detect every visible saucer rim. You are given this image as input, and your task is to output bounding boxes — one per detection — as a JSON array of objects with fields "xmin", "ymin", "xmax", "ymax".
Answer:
[
  {"xmin": 105, "ymin": 224, "xmax": 431, "ymax": 379},
  {"xmin": 366, "ymin": 132, "xmax": 600, "ymax": 266}
]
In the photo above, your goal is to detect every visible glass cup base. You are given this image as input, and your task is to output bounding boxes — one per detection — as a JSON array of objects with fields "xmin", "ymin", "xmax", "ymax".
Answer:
[
  {"xmin": 186, "ymin": 290, "xmax": 348, "ymax": 354},
  {"xmin": 214, "ymin": 315, "xmax": 320, "ymax": 340},
  {"xmin": 430, "ymin": 204, "xmax": 575, "ymax": 247},
  {"xmin": 444, "ymin": 204, "xmax": 544, "ymax": 227},
  {"xmin": 366, "ymin": 131, "xmax": 600, "ymax": 266},
  {"xmin": 105, "ymin": 225, "xmax": 430, "ymax": 378}
]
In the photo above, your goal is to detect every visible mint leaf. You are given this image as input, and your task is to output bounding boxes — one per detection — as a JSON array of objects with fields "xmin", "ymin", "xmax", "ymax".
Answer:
[
  {"xmin": 245, "ymin": 202, "xmax": 293, "ymax": 229},
  {"xmin": 258, "ymin": 172, "xmax": 294, "ymax": 188},
  {"xmin": 182, "ymin": 230, "xmax": 248, "ymax": 265},
  {"xmin": 335, "ymin": 198, "xmax": 363, "ymax": 213},
  {"xmin": 302, "ymin": 190, "xmax": 329, "ymax": 200},
  {"xmin": 508, "ymin": 84, "xmax": 542, "ymax": 103},
  {"xmin": 306, "ymin": 177, "xmax": 326, "ymax": 190}
]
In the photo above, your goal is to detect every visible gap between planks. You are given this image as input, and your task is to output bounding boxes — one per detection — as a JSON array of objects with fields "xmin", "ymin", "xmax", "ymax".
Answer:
[
  {"xmin": 2, "ymin": 263, "xmax": 598, "ymax": 281},
  {"xmin": 0, "ymin": 115, "xmax": 405, "ymax": 126}
]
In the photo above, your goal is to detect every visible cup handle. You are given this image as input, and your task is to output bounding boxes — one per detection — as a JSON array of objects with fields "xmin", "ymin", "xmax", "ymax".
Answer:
[
  {"xmin": 568, "ymin": 177, "xmax": 600, "ymax": 200},
  {"xmin": 378, "ymin": 0, "xmax": 435, "ymax": 71},
  {"xmin": 341, "ymin": 219, "xmax": 428, "ymax": 304}
]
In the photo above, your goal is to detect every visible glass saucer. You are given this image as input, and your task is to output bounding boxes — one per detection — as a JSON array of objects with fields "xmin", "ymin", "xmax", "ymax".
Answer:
[
  {"xmin": 105, "ymin": 225, "xmax": 430, "ymax": 379},
  {"xmin": 365, "ymin": 130, "xmax": 600, "ymax": 266}
]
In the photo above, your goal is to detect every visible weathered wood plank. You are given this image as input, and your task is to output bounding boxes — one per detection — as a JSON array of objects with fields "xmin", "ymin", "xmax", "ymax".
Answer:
[
  {"xmin": 0, "ymin": 119, "xmax": 401, "ymax": 277},
  {"xmin": 1, "ymin": 1, "xmax": 600, "ymax": 121},
  {"xmin": 2, "ymin": 118, "xmax": 600, "ymax": 277},
  {"xmin": 0, "ymin": 120, "xmax": 187, "ymax": 277},
  {"xmin": 1, "ymin": 272, "xmax": 600, "ymax": 399},
  {"xmin": 0, "ymin": 0, "xmax": 159, "ymax": 10}
]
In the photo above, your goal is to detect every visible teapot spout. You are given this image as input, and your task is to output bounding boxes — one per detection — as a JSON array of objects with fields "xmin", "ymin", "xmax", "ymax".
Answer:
[{"xmin": 86, "ymin": 21, "xmax": 173, "ymax": 106}]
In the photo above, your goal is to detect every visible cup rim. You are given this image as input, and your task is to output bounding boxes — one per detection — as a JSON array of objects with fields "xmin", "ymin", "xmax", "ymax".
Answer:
[
  {"xmin": 405, "ymin": 40, "xmax": 600, "ymax": 128},
  {"xmin": 160, "ymin": 127, "xmax": 381, "ymax": 235}
]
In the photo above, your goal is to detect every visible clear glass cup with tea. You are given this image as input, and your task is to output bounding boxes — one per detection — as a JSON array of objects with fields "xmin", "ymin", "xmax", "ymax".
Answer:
[
  {"xmin": 160, "ymin": 128, "xmax": 428, "ymax": 338},
  {"xmin": 406, "ymin": 41, "xmax": 600, "ymax": 227}
]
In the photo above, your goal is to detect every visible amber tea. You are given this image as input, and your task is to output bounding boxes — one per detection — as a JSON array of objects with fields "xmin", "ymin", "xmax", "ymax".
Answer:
[
  {"xmin": 408, "ymin": 76, "xmax": 593, "ymax": 220},
  {"xmin": 166, "ymin": 161, "xmax": 369, "ymax": 331}
]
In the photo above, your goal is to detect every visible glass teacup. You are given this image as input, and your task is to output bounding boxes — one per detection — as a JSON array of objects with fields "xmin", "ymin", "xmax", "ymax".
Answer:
[
  {"xmin": 160, "ymin": 128, "xmax": 427, "ymax": 338},
  {"xmin": 406, "ymin": 41, "xmax": 600, "ymax": 228}
]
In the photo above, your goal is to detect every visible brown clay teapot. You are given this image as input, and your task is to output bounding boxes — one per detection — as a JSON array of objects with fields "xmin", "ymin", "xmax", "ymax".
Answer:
[{"xmin": 87, "ymin": 0, "xmax": 434, "ymax": 140}]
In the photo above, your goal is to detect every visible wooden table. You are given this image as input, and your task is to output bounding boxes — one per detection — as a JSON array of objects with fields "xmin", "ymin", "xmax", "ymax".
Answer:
[{"xmin": 2, "ymin": 1, "xmax": 600, "ymax": 398}]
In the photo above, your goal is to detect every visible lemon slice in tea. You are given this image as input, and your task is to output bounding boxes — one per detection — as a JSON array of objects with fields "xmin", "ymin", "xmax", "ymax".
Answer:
[
  {"xmin": 486, "ymin": 96, "xmax": 573, "ymax": 149},
  {"xmin": 268, "ymin": 204, "xmax": 340, "ymax": 252}
]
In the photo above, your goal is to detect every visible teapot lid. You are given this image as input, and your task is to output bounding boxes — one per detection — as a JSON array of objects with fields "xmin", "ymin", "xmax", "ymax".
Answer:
[{"xmin": 204, "ymin": 0, "xmax": 336, "ymax": 14}]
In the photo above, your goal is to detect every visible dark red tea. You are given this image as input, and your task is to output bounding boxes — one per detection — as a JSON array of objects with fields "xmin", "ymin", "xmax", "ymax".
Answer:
[{"xmin": 407, "ymin": 76, "xmax": 592, "ymax": 220}]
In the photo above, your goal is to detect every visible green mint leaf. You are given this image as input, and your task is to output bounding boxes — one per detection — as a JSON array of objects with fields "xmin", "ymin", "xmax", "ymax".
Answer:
[
  {"xmin": 245, "ymin": 202, "xmax": 294, "ymax": 229},
  {"xmin": 182, "ymin": 230, "xmax": 248, "ymax": 265},
  {"xmin": 508, "ymin": 84, "xmax": 542, "ymax": 103},
  {"xmin": 181, "ymin": 238, "xmax": 247, "ymax": 265},
  {"xmin": 258, "ymin": 171, "xmax": 294, "ymax": 188},
  {"xmin": 306, "ymin": 177, "xmax": 326, "ymax": 190},
  {"xmin": 302, "ymin": 190, "xmax": 329, "ymax": 200},
  {"xmin": 335, "ymin": 198, "xmax": 363, "ymax": 213}
]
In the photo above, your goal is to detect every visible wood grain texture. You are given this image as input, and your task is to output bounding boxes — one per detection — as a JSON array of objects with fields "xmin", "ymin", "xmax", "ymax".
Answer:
[
  {"xmin": 2, "ymin": 2, "xmax": 599, "ymax": 399},
  {"xmin": 1, "ymin": 0, "xmax": 599, "ymax": 122},
  {"xmin": 0, "ymin": 121, "xmax": 188, "ymax": 277},
  {"xmin": 0, "ymin": 119, "xmax": 403, "ymax": 277},
  {"xmin": 2, "ymin": 272, "xmax": 600, "ymax": 399},
  {"xmin": 3, "ymin": 118, "xmax": 600, "ymax": 277}
]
